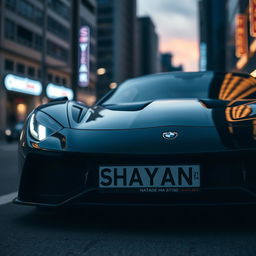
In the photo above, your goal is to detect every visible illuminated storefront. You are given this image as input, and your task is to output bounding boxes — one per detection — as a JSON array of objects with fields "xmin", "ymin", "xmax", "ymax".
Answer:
[
  {"xmin": 3, "ymin": 74, "xmax": 42, "ymax": 126},
  {"xmin": 4, "ymin": 74, "xmax": 42, "ymax": 96},
  {"xmin": 2, "ymin": 74, "xmax": 74, "ymax": 128}
]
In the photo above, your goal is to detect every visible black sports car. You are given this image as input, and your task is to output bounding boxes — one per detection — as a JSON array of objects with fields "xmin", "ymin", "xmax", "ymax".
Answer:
[{"xmin": 14, "ymin": 71, "xmax": 256, "ymax": 207}]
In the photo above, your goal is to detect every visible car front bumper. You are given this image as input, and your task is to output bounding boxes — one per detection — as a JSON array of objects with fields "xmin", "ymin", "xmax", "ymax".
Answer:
[{"xmin": 15, "ymin": 148, "xmax": 256, "ymax": 207}]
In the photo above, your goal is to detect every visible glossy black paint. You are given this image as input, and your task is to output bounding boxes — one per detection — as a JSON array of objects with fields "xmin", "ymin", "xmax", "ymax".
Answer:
[{"xmin": 15, "ymin": 72, "xmax": 256, "ymax": 207}]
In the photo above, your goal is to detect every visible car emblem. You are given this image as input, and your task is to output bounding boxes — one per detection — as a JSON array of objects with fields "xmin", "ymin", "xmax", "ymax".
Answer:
[{"xmin": 162, "ymin": 131, "xmax": 178, "ymax": 140}]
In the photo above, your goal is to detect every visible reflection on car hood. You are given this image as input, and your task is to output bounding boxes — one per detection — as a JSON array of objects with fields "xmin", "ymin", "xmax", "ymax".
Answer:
[{"xmin": 69, "ymin": 99, "xmax": 256, "ymax": 130}]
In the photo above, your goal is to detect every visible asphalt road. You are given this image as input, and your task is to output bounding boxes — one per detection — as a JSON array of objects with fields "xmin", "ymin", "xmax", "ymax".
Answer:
[{"xmin": 1, "ymin": 142, "xmax": 256, "ymax": 256}]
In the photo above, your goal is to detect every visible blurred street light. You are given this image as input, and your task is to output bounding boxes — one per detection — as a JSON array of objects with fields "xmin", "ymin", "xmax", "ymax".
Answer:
[
  {"xmin": 109, "ymin": 82, "xmax": 117, "ymax": 89},
  {"xmin": 97, "ymin": 68, "xmax": 107, "ymax": 76},
  {"xmin": 42, "ymin": 97, "xmax": 49, "ymax": 104},
  {"xmin": 17, "ymin": 104, "xmax": 26, "ymax": 116}
]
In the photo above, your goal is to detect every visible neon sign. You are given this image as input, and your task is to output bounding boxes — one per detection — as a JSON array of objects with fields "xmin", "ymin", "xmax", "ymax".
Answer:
[
  {"xmin": 4, "ymin": 74, "xmax": 42, "ymax": 96},
  {"xmin": 250, "ymin": 0, "xmax": 256, "ymax": 37},
  {"xmin": 46, "ymin": 83, "xmax": 74, "ymax": 100},
  {"xmin": 78, "ymin": 26, "xmax": 90, "ymax": 87},
  {"xmin": 235, "ymin": 14, "xmax": 248, "ymax": 57}
]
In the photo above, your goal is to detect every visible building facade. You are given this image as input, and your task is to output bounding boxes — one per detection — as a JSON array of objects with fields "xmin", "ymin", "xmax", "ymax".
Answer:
[
  {"xmin": 199, "ymin": 0, "xmax": 227, "ymax": 71},
  {"xmin": 136, "ymin": 16, "xmax": 159, "ymax": 76},
  {"xmin": 225, "ymin": 0, "xmax": 256, "ymax": 74},
  {"xmin": 0, "ymin": 0, "xmax": 97, "ymax": 137},
  {"xmin": 96, "ymin": 0, "xmax": 137, "ymax": 98},
  {"xmin": 161, "ymin": 53, "xmax": 183, "ymax": 72}
]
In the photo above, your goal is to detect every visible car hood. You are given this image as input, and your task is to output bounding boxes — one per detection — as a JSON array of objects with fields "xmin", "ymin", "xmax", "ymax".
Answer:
[
  {"xmin": 70, "ymin": 100, "xmax": 211, "ymax": 130},
  {"xmin": 37, "ymin": 99, "xmax": 256, "ymax": 153},
  {"xmin": 69, "ymin": 99, "xmax": 256, "ymax": 130}
]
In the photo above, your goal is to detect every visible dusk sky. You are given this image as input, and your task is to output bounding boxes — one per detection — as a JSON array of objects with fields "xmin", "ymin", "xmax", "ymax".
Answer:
[{"xmin": 138, "ymin": 0, "xmax": 199, "ymax": 71}]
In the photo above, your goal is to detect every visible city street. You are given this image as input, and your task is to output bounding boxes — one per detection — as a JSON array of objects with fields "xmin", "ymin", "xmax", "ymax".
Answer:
[
  {"xmin": 1, "ymin": 143, "xmax": 256, "ymax": 255},
  {"xmin": 1, "ymin": 0, "xmax": 256, "ymax": 255}
]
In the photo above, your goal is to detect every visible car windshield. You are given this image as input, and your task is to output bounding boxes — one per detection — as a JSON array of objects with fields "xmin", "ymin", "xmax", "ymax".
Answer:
[{"xmin": 102, "ymin": 72, "xmax": 256, "ymax": 105}]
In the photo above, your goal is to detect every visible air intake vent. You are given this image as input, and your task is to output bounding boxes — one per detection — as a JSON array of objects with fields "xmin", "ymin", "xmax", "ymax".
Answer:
[
  {"xmin": 103, "ymin": 101, "xmax": 152, "ymax": 111},
  {"xmin": 71, "ymin": 105, "xmax": 88, "ymax": 123}
]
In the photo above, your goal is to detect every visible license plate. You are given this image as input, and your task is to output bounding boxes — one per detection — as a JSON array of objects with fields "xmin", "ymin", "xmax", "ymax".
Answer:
[{"xmin": 99, "ymin": 165, "xmax": 200, "ymax": 190}]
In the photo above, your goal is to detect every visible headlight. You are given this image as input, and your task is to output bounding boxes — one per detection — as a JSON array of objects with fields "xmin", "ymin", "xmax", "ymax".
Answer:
[{"xmin": 29, "ymin": 111, "xmax": 62, "ymax": 141}]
